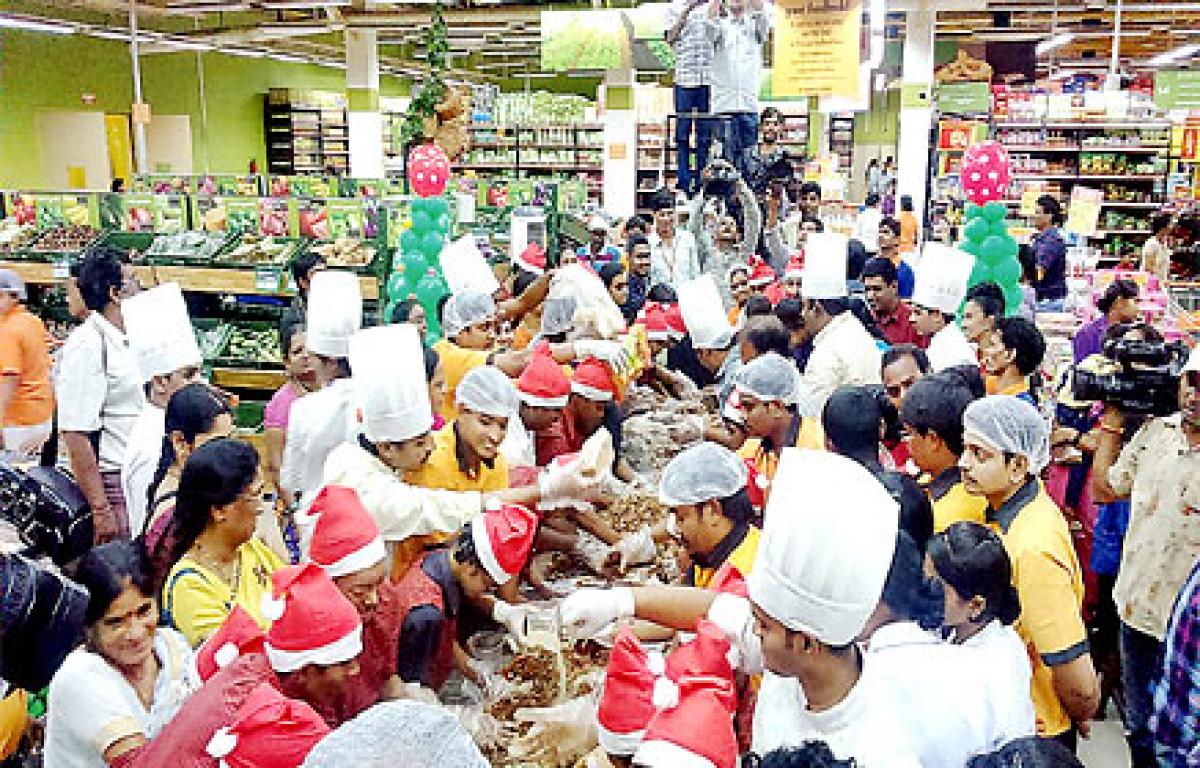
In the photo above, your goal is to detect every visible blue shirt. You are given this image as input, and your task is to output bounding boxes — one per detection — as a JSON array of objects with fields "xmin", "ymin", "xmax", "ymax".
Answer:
[{"xmin": 1033, "ymin": 227, "xmax": 1067, "ymax": 302}]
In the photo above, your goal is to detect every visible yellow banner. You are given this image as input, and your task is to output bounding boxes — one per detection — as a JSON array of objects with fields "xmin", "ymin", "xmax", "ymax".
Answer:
[{"xmin": 772, "ymin": 0, "xmax": 862, "ymax": 99}]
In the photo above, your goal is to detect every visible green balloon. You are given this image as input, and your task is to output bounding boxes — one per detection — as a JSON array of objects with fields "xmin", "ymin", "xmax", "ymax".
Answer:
[
  {"xmin": 425, "ymin": 197, "xmax": 449, "ymax": 219},
  {"xmin": 989, "ymin": 219, "xmax": 1009, "ymax": 238},
  {"xmin": 399, "ymin": 249, "xmax": 426, "ymax": 279},
  {"xmin": 415, "ymin": 269, "xmax": 446, "ymax": 307},
  {"xmin": 411, "ymin": 210, "xmax": 433, "ymax": 234},
  {"xmin": 1000, "ymin": 235, "xmax": 1019, "ymax": 260},
  {"xmin": 983, "ymin": 202, "xmax": 1008, "ymax": 222},
  {"xmin": 410, "ymin": 198, "xmax": 432, "ymax": 217},
  {"xmin": 968, "ymin": 259, "xmax": 991, "ymax": 287},
  {"xmin": 400, "ymin": 228, "xmax": 421, "ymax": 255},
  {"xmin": 964, "ymin": 217, "xmax": 991, "ymax": 243},
  {"xmin": 421, "ymin": 232, "xmax": 444, "ymax": 262},
  {"xmin": 979, "ymin": 235, "xmax": 1009, "ymax": 265},
  {"xmin": 992, "ymin": 256, "xmax": 1021, "ymax": 288},
  {"xmin": 385, "ymin": 273, "xmax": 405, "ymax": 300},
  {"xmin": 1003, "ymin": 283, "xmax": 1024, "ymax": 316},
  {"xmin": 959, "ymin": 240, "xmax": 981, "ymax": 256},
  {"xmin": 966, "ymin": 203, "xmax": 985, "ymax": 221}
]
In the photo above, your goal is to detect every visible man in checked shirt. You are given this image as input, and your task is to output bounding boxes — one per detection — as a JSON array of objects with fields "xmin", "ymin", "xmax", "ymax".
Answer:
[{"xmin": 665, "ymin": 0, "xmax": 716, "ymax": 199}]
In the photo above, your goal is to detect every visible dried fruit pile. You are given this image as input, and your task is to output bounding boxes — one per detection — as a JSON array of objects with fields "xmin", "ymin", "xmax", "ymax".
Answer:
[{"xmin": 486, "ymin": 646, "xmax": 560, "ymax": 723}]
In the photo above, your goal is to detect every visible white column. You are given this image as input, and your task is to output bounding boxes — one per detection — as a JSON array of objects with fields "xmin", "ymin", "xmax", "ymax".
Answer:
[
  {"xmin": 346, "ymin": 29, "xmax": 385, "ymax": 178},
  {"xmin": 896, "ymin": 1, "xmax": 935, "ymax": 224},
  {"xmin": 601, "ymin": 70, "xmax": 637, "ymax": 218},
  {"xmin": 129, "ymin": 0, "xmax": 148, "ymax": 175}
]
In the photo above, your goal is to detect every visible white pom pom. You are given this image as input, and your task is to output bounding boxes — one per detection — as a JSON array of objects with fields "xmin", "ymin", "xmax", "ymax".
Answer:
[
  {"xmin": 485, "ymin": 497, "xmax": 502, "ymax": 512},
  {"xmin": 646, "ymin": 650, "xmax": 666, "ymax": 676},
  {"xmin": 652, "ymin": 676, "xmax": 680, "ymax": 709},
  {"xmin": 214, "ymin": 642, "xmax": 239, "ymax": 669},
  {"xmin": 260, "ymin": 593, "xmax": 286, "ymax": 622},
  {"xmin": 726, "ymin": 646, "xmax": 741, "ymax": 670},
  {"xmin": 206, "ymin": 727, "xmax": 238, "ymax": 759},
  {"xmin": 755, "ymin": 473, "xmax": 770, "ymax": 490}
]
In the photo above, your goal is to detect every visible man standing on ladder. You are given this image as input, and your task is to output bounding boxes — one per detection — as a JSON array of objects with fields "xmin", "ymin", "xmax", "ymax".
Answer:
[{"xmin": 666, "ymin": 0, "xmax": 716, "ymax": 199}]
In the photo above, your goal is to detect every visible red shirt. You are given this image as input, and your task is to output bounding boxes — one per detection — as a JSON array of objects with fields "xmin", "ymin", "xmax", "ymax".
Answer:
[{"xmin": 874, "ymin": 301, "xmax": 925, "ymax": 349}]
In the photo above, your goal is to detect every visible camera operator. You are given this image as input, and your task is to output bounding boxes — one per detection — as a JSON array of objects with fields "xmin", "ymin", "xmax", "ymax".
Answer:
[
  {"xmin": 1090, "ymin": 344, "xmax": 1200, "ymax": 767},
  {"xmin": 689, "ymin": 159, "xmax": 761, "ymax": 313}
]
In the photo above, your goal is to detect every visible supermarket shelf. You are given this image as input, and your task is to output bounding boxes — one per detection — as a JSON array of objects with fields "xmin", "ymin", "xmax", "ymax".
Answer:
[
  {"xmin": 1083, "ymin": 146, "xmax": 1169, "ymax": 153},
  {"xmin": 1088, "ymin": 230, "xmax": 1153, "ymax": 237},
  {"xmin": 994, "ymin": 121, "xmax": 1172, "ymax": 130},
  {"xmin": 1001, "ymin": 146, "xmax": 1079, "ymax": 152},
  {"xmin": 1012, "ymin": 174, "xmax": 1077, "ymax": 180},
  {"xmin": 1101, "ymin": 201, "xmax": 1162, "ymax": 208},
  {"xmin": 212, "ymin": 367, "xmax": 286, "ymax": 390},
  {"xmin": 1077, "ymin": 175, "xmax": 1162, "ymax": 181},
  {"xmin": 1000, "ymin": 145, "xmax": 1168, "ymax": 154}
]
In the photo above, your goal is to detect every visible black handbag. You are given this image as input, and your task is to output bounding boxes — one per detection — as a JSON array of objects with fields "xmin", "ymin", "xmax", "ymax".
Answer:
[
  {"xmin": 0, "ymin": 460, "xmax": 93, "ymax": 567},
  {"xmin": 0, "ymin": 553, "xmax": 87, "ymax": 692}
]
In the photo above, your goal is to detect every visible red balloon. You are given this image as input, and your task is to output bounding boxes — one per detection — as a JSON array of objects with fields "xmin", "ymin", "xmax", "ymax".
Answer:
[
  {"xmin": 407, "ymin": 144, "xmax": 451, "ymax": 198},
  {"xmin": 960, "ymin": 140, "xmax": 1011, "ymax": 206}
]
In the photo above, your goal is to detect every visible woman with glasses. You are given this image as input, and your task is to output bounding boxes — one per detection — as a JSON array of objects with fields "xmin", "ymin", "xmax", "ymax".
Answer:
[
  {"xmin": 159, "ymin": 438, "xmax": 283, "ymax": 647},
  {"xmin": 45, "ymin": 540, "xmax": 195, "ymax": 767}
]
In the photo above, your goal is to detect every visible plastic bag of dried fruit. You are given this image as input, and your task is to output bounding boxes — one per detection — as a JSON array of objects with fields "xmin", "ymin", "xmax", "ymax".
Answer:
[
  {"xmin": 537, "ymin": 428, "xmax": 615, "ymax": 512},
  {"xmin": 509, "ymin": 695, "xmax": 599, "ymax": 765}
]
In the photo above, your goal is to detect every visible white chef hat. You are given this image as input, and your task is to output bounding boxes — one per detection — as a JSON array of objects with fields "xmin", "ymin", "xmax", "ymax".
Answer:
[
  {"xmin": 748, "ymin": 449, "xmax": 899, "ymax": 646},
  {"xmin": 912, "ymin": 243, "xmax": 974, "ymax": 316},
  {"xmin": 679, "ymin": 275, "xmax": 734, "ymax": 351},
  {"xmin": 442, "ymin": 290, "xmax": 496, "ymax": 340},
  {"xmin": 122, "ymin": 282, "xmax": 202, "ymax": 382},
  {"xmin": 456, "ymin": 365, "xmax": 519, "ymax": 418},
  {"xmin": 306, "ymin": 270, "xmax": 362, "ymax": 358},
  {"xmin": 350, "ymin": 324, "xmax": 432, "ymax": 444},
  {"xmin": 801, "ymin": 233, "xmax": 849, "ymax": 300}
]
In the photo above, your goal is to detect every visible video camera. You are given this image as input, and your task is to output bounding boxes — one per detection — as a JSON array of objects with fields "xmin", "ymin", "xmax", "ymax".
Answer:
[{"xmin": 1072, "ymin": 338, "xmax": 1190, "ymax": 416}]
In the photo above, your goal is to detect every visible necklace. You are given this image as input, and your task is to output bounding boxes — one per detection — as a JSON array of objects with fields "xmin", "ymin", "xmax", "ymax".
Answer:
[{"xmin": 189, "ymin": 540, "xmax": 242, "ymax": 608}]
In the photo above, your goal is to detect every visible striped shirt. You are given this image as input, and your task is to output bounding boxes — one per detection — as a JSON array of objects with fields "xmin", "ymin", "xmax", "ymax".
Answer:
[{"xmin": 666, "ymin": 0, "xmax": 714, "ymax": 88}]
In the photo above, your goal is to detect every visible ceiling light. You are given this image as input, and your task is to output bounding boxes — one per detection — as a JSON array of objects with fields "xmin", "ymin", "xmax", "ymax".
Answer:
[
  {"xmin": 164, "ymin": 1, "xmax": 251, "ymax": 11},
  {"xmin": 259, "ymin": 23, "xmax": 331, "ymax": 35},
  {"xmin": 0, "ymin": 15, "xmax": 76, "ymax": 34},
  {"xmin": 1036, "ymin": 32, "xmax": 1075, "ymax": 55},
  {"xmin": 151, "ymin": 37, "xmax": 215, "ymax": 51},
  {"xmin": 1148, "ymin": 43, "xmax": 1200, "ymax": 67},
  {"xmin": 86, "ymin": 28, "xmax": 131, "ymax": 41},
  {"xmin": 259, "ymin": 0, "xmax": 349, "ymax": 8},
  {"xmin": 224, "ymin": 47, "xmax": 266, "ymax": 57},
  {"xmin": 269, "ymin": 52, "xmax": 310, "ymax": 63}
]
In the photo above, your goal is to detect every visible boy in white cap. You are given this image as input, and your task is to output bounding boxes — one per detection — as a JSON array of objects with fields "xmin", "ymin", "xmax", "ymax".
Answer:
[
  {"xmin": 679, "ymin": 274, "xmax": 741, "ymax": 405},
  {"xmin": 281, "ymin": 270, "xmax": 362, "ymax": 508},
  {"xmin": 911, "ymin": 243, "xmax": 977, "ymax": 372},
  {"xmin": 798, "ymin": 233, "xmax": 883, "ymax": 412},
  {"xmin": 119, "ymin": 283, "xmax": 204, "ymax": 533}
]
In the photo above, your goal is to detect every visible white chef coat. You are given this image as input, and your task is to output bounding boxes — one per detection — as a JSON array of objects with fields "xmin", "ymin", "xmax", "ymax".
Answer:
[
  {"xmin": 648, "ymin": 230, "xmax": 701, "ymax": 290},
  {"xmin": 961, "ymin": 620, "xmax": 1037, "ymax": 751},
  {"xmin": 56, "ymin": 314, "xmax": 145, "ymax": 473},
  {"xmin": 280, "ymin": 378, "xmax": 356, "ymax": 509},
  {"xmin": 926, "ymin": 322, "xmax": 977, "ymax": 372},
  {"xmin": 120, "ymin": 404, "xmax": 165, "ymax": 535},
  {"xmin": 752, "ymin": 667, "xmax": 922, "ymax": 767},
  {"xmin": 321, "ymin": 441, "xmax": 482, "ymax": 543},
  {"xmin": 866, "ymin": 621, "xmax": 1032, "ymax": 768},
  {"xmin": 707, "ymin": 10, "xmax": 770, "ymax": 115},
  {"xmin": 803, "ymin": 310, "xmax": 883, "ymax": 413}
]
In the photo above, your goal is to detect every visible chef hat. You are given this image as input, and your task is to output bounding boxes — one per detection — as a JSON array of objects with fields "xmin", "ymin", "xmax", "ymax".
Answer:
[
  {"xmin": 658, "ymin": 442, "xmax": 748, "ymax": 507},
  {"xmin": 262, "ymin": 564, "xmax": 363, "ymax": 674},
  {"xmin": 301, "ymin": 701, "xmax": 488, "ymax": 767},
  {"xmin": 633, "ymin": 677, "xmax": 739, "ymax": 768},
  {"xmin": 194, "ymin": 606, "xmax": 266, "ymax": 683},
  {"xmin": 571, "ymin": 357, "xmax": 618, "ymax": 402},
  {"xmin": 783, "ymin": 255, "xmax": 804, "ymax": 281},
  {"xmin": 513, "ymin": 243, "xmax": 546, "ymax": 275},
  {"xmin": 305, "ymin": 486, "xmax": 386, "ymax": 579},
  {"xmin": 912, "ymin": 243, "xmax": 974, "ymax": 316},
  {"xmin": 456, "ymin": 365, "xmax": 519, "ymax": 418},
  {"xmin": 734, "ymin": 352, "xmax": 802, "ymax": 406},
  {"xmin": 442, "ymin": 290, "xmax": 496, "ymax": 340},
  {"xmin": 516, "ymin": 342, "xmax": 570, "ymax": 408},
  {"xmin": 470, "ymin": 502, "xmax": 539, "ymax": 585},
  {"xmin": 122, "ymin": 283, "xmax": 202, "ymax": 381},
  {"xmin": 962, "ymin": 395, "xmax": 1051, "ymax": 474},
  {"xmin": 540, "ymin": 295, "xmax": 577, "ymax": 337},
  {"xmin": 350, "ymin": 324, "xmax": 432, "ymax": 443},
  {"xmin": 596, "ymin": 627, "xmax": 661, "ymax": 756},
  {"xmin": 748, "ymin": 450, "xmax": 899, "ymax": 646},
  {"xmin": 205, "ymin": 683, "xmax": 329, "ymax": 768},
  {"xmin": 679, "ymin": 275, "xmax": 734, "ymax": 350},
  {"xmin": 306, "ymin": 271, "xmax": 362, "ymax": 358},
  {"xmin": 801, "ymin": 233, "xmax": 849, "ymax": 300}
]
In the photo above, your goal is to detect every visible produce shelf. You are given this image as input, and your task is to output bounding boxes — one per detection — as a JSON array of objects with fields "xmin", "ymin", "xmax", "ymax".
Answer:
[{"xmin": 212, "ymin": 367, "xmax": 286, "ymax": 390}]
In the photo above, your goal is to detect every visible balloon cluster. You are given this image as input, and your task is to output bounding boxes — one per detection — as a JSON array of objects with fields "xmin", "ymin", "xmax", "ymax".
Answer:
[
  {"xmin": 385, "ymin": 149, "xmax": 453, "ymax": 341},
  {"xmin": 959, "ymin": 201, "xmax": 1023, "ymax": 314}
]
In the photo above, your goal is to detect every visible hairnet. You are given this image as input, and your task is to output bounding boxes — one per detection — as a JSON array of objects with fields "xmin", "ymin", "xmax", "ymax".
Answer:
[
  {"xmin": 302, "ymin": 701, "xmax": 488, "ymax": 768},
  {"xmin": 961, "ymin": 395, "xmax": 1050, "ymax": 474},
  {"xmin": 540, "ymin": 295, "xmax": 577, "ymax": 336},
  {"xmin": 658, "ymin": 442, "xmax": 749, "ymax": 506},
  {"xmin": 442, "ymin": 290, "xmax": 496, "ymax": 339},
  {"xmin": 455, "ymin": 365, "xmax": 519, "ymax": 418},
  {"xmin": 734, "ymin": 352, "xmax": 803, "ymax": 407}
]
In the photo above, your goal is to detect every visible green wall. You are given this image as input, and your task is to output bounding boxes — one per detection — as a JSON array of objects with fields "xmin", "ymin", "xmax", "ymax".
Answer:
[{"xmin": 0, "ymin": 29, "xmax": 411, "ymax": 188}]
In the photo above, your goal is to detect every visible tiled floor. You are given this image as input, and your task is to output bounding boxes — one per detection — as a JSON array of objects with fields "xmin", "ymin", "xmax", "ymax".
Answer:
[{"xmin": 1079, "ymin": 707, "xmax": 1131, "ymax": 767}]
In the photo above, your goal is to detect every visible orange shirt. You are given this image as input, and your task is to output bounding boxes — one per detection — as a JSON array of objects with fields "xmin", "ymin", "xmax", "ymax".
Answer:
[
  {"xmin": 0, "ymin": 304, "xmax": 53, "ymax": 426},
  {"xmin": 899, "ymin": 211, "xmax": 919, "ymax": 254}
]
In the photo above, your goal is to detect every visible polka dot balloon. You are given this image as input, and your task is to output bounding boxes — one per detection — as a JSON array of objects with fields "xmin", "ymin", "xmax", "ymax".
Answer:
[
  {"xmin": 407, "ymin": 143, "xmax": 451, "ymax": 198},
  {"xmin": 960, "ymin": 140, "xmax": 1011, "ymax": 206}
]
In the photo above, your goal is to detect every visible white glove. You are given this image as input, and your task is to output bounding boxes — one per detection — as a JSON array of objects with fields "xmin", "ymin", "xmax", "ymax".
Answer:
[
  {"xmin": 538, "ymin": 466, "xmax": 600, "ymax": 509},
  {"xmin": 574, "ymin": 339, "xmax": 629, "ymax": 378},
  {"xmin": 559, "ymin": 586, "xmax": 635, "ymax": 640},
  {"xmin": 706, "ymin": 592, "xmax": 764, "ymax": 675},
  {"xmin": 510, "ymin": 696, "xmax": 599, "ymax": 764},
  {"xmin": 614, "ymin": 525, "xmax": 657, "ymax": 572},
  {"xmin": 492, "ymin": 600, "xmax": 534, "ymax": 638}
]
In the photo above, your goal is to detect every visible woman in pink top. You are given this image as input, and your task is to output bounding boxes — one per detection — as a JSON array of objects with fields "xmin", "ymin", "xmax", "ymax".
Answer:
[
  {"xmin": 264, "ymin": 325, "xmax": 318, "ymax": 499},
  {"xmin": 423, "ymin": 345, "xmax": 447, "ymax": 432}
]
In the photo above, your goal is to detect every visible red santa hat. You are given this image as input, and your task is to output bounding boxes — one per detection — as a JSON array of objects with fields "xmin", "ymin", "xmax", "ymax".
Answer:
[
  {"xmin": 470, "ymin": 501, "xmax": 539, "ymax": 585},
  {"xmin": 747, "ymin": 258, "xmax": 777, "ymax": 288},
  {"xmin": 744, "ymin": 457, "xmax": 767, "ymax": 509},
  {"xmin": 571, "ymin": 357, "xmax": 618, "ymax": 402},
  {"xmin": 596, "ymin": 627, "xmax": 665, "ymax": 756},
  {"xmin": 194, "ymin": 606, "xmax": 267, "ymax": 683},
  {"xmin": 516, "ymin": 342, "xmax": 570, "ymax": 409},
  {"xmin": 638, "ymin": 302, "xmax": 671, "ymax": 343},
  {"xmin": 633, "ymin": 677, "xmax": 740, "ymax": 768},
  {"xmin": 662, "ymin": 303, "xmax": 687, "ymax": 341},
  {"xmin": 261, "ymin": 564, "xmax": 363, "ymax": 674},
  {"xmin": 205, "ymin": 683, "xmax": 329, "ymax": 768},
  {"xmin": 783, "ymin": 254, "xmax": 804, "ymax": 280},
  {"xmin": 514, "ymin": 242, "xmax": 546, "ymax": 275},
  {"xmin": 664, "ymin": 619, "xmax": 738, "ymax": 684},
  {"xmin": 306, "ymin": 485, "xmax": 386, "ymax": 579}
]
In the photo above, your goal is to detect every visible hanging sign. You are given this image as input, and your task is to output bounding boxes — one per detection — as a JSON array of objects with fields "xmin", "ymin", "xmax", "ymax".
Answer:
[
  {"xmin": 1155, "ymin": 71, "xmax": 1200, "ymax": 111},
  {"xmin": 1065, "ymin": 186, "xmax": 1103, "ymax": 238},
  {"xmin": 936, "ymin": 83, "xmax": 992, "ymax": 115},
  {"xmin": 772, "ymin": 0, "xmax": 862, "ymax": 99}
]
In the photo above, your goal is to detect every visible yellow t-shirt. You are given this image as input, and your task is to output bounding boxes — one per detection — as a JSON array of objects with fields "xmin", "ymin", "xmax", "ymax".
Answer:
[
  {"xmin": 990, "ymin": 480, "xmax": 1087, "ymax": 737},
  {"xmin": 162, "ymin": 537, "xmax": 284, "ymax": 648},
  {"xmin": 927, "ymin": 470, "xmax": 989, "ymax": 533},
  {"xmin": 405, "ymin": 422, "xmax": 510, "ymax": 493},
  {"xmin": 432, "ymin": 339, "xmax": 491, "ymax": 423},
  {"xmin": 691, "ymin": 525, "xmax": 761, "ymax": 589}
]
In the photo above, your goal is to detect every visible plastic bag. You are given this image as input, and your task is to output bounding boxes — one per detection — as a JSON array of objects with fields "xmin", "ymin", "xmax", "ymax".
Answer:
[
  {"xmin": 548, "ymin": 264, "xmax": 625, "ymax": 340},
  {"xmin": 538, "ymin": 428, "xmax": 616, "ymax": 512}
]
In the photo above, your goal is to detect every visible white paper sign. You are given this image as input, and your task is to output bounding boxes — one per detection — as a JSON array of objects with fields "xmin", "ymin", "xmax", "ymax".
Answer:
[{"xmin": 439, "ymin": 234, "xmax": 500, "ymax": 297}]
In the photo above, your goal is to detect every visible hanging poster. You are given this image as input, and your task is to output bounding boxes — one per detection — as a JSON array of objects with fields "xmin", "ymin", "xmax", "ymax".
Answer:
[
  {"xmin": 1064, "ymin": 186, "xmax": 1102, "ymax": 238},
  {"xmin": 772, "ymin": 0, "xmax": 861, "ymax": 99}
]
